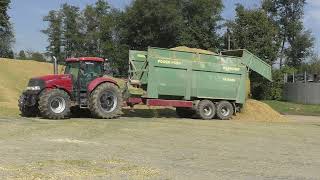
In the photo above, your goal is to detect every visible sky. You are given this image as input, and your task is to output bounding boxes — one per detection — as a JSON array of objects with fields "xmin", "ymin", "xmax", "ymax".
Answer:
[{"xmin": 8, "ymin": 0, "xmax": 320, "ymax": 54}]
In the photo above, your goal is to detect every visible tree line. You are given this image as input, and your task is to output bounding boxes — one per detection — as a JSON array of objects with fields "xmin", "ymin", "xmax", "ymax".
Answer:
[
  {"xmin": 0, "ymin": 0, "xmax": 316, "ymax": 100},
  {"xmin": 0, "ymin": 0, "xmax": 14, "ymax": 58}
]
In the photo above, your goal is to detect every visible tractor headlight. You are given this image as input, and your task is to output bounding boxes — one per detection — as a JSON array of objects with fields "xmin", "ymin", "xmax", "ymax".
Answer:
[{"xmin": 26, "ymin": 86, "xmax": 41, "ymax": 91}]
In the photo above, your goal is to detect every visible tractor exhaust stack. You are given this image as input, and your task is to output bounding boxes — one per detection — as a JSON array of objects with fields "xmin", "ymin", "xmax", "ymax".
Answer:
[{"xmin": 53, "ymin": 56, "xmax": 58, "ymax": 74}]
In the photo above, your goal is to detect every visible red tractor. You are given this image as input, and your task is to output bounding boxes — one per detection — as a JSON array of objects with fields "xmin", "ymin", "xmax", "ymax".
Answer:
[{"xmin": 18, "ymin": 57, "xmax": 123, "ymax": 119}]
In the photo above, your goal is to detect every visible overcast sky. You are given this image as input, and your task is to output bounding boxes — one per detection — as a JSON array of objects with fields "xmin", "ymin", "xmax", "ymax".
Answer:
[{"xmin": 8, "ymin": 0, "xmax": 320, "ymax": 54}]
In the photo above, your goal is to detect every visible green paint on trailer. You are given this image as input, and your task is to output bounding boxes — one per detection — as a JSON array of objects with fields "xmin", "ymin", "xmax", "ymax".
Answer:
[{"xmin": 129, "ymin": 47, "xmax": 272, "ymax": 105}]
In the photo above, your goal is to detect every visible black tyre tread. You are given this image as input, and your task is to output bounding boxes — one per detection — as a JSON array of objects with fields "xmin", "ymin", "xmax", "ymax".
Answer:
[
  {"xmin": 89, "ymin": 83, "xmax": 123, "ymax": 119},
  {"xmin": 196, "ymin": 100, "xmax": 216, "ymax": 120},
  {"xmin": 38, "ymin": 89, "xmax": 71, "ymax": 119},
  {"xmin": 216, "ymin": 101, "xmax": 234, "ymax": 120},
  {"xmin": 176, "ymin": 108, "xmax": 195, "ymax": 118},
  {"xmin": 18, "ymin": 95, "xmax": 39, "ymax": 117}
]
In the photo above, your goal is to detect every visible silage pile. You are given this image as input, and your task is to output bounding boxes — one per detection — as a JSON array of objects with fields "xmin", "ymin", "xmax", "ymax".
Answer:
[
  {"xmin": 234, "ymin": 99, "xmax": 288, "ymax": 122},
  {"xmin": 171, "ymin": 46, "xmax": 217, "ymax": 55}
]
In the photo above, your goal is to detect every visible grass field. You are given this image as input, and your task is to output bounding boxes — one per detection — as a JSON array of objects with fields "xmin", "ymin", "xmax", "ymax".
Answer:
[{"xmin": 264, "ymin": 100, "xmax": 320, "ymax": 116}]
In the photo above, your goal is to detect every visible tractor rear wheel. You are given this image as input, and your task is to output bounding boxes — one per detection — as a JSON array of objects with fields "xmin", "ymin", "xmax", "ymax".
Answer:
[
  {"xmin": 89, "ymin": 83, "xmax": 122, "ymax": 119},
  {"xmin": 18, "ymin": 95, "xmax": 39, "ymax": 117},
  {"xmin": 38, "ymin": 89, "xmax": 71, "ymax": 119},
  {"xmin": 216, "ymin": 101, "xmax": 234, "ymax": 120},
  {"xmin": 176, "ymin": 108, "xmax": 195, "ymax": 118},
  {"xmin": 196, "ymin": 100, "xmax": 216, "ymax": 120}
]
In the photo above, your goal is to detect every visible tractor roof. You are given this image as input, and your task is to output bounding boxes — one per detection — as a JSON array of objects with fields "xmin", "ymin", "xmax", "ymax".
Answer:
[{"xmin": 66, "ymin": 57, "xmax": 104, "ymax": 62}]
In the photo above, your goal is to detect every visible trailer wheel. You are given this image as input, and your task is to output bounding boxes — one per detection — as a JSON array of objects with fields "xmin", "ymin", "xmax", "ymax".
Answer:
[
  {"xmin": 216, "ymin": 101, "xmax": 234, "ymax": 120},
  {"xmin": 38, "ymin": 89, "xmax": 71, "ymax": 119},
  {"xmin": 18, "ymin": 95, "xmax": 39, "ymax": 117},
  {"xmin": 176, "ymin": 108, "xmax": 195, "ymax": 118},
  {"xmin": 89, "ymin": 83, "xmax": 123, "ymax": 119},
  {"xmin": 196, "ymin": 100, "xmax": 216, "ymax": 120}
]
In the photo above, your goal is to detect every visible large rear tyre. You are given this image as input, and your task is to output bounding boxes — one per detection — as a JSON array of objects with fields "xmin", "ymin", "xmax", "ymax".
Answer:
[
  {"xmin": 176, "ymin": 108, "xmax": 195, "ymax": 118},
  {"xmin": 89, "ymin": 83, "xmax": 123, "ymax": 119},
  {"xmin": 38, "ymin": 89, "xmax": 71, "ymax": 119},
  {"xmin": 18, "ymin": 95, "xmax": 39, "ymax": 117},
  {"xmin": 216, "ymin": 101, "xmax": 234, "ymax": 120},
  {"xmin": 196, "ymin": 100, "xmax": 216, "ymax": 120}
]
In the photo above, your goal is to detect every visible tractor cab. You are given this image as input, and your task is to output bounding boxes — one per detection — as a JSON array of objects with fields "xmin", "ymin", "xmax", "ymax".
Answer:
[{"xmin": 65, "ymin": 57, "xmax": 105, "ymax": 92}]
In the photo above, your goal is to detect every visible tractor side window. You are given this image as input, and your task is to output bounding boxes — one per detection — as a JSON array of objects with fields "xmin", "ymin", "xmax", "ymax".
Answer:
[
  {"xmin": 82, "ymin": 62, "xmax": 103, "ymax": 78},
  {"xmin": 65, "ymin": 62, "xmax": 80, "ymax": 80}
]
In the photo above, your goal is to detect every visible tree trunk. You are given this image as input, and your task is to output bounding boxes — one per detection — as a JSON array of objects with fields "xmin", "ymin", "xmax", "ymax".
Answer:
[{"xmin": 279, "ymin": 36, "xmax": 286, "ymax": 69}]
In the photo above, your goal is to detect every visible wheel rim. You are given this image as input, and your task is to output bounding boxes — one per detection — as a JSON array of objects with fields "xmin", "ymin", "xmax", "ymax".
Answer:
[
  {"xmin": 99, "ymin": 91, "xmax": 118, "ymax": 113},
  {"xmin": 221, "ymin": 106, "xmax": 230, "ymax": 117},
  {"xmin": 203, "ymin": 105, "xmax": 213, "ymax": 116},
  {"xmin": 50, "ymin": 97, "xmax": 66, "ymax": 114}
]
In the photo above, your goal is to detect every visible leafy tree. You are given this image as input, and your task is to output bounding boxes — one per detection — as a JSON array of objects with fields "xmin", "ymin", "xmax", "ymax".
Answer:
[
  {"xmin": 30, "ymin": 52, "xmax": 46, "ymax": 62},
  {"xmin": 61, "ymin": 4, "xmax": 82, "ymax": 57},
  {"xmin": 18, "ymin": 50, "xmax": 27, "ymax": 60},
  {"xmin": 0, "ymin": 0, "xmax": 14, "ymax": 58},
  {"xmin": 262, "ymin": 0, "xmax": 314, "ymax": 68},
  {"xmin": 120, "ymin": 0, "xmax": 223, "ymax": 50},
  {"xmin": 120, "ymin": 0, "xmax": 182, "ymax": 50},
  {"xmin": 42, "ymin": 10, "xmax": 63, "ymax": 61},
  {"xmin": 285, "ymin": 30, "xmax": 314, "ymax": 67},
  {"xmin": 228, "ymin": 5, "xmax": 281, "ymax": 100},
  {"xmin": 82, "ymin": 0, "xmax": 112, "ymax": 56},
  {"xmin": 179, "ymin": 0, "xmax": 223, "ymax": 50},
  {"xmin": 229, "ymin": 5, "xmax": 280, "ymax": 65}
]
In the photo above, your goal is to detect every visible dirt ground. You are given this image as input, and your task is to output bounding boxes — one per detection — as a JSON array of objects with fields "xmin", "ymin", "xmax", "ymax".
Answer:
[{"xmin": 0, "ymin": 114, "xmax": 319, "ymax": 180}]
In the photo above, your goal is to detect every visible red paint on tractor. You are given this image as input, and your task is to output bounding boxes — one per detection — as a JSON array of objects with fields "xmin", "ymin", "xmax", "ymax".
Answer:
[
  {"xmin": 66, "ymin": 57, "xmax": 104, "ymax": 62},
  {"xmin": 87, "ymin": 77, "xmax": 119, "ymax": 93},
  {"xmin": 37, "ymin": 74, "xmax": 73, "ymax": 93},
  {"xmin": 146, "ymin": 99, "xmax": 193, "ymax": 108}
]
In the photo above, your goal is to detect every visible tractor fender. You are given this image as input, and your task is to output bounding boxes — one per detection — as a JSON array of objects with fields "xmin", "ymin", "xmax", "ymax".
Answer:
[{"xmin": 87, "ymin": 77, "xmax": 119, "ymax": 93}]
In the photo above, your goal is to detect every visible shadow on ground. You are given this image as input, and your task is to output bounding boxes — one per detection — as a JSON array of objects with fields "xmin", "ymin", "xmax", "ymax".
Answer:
[{"xmin": 122, "ymin": 108, "xmax": 177, "ymax": 118}]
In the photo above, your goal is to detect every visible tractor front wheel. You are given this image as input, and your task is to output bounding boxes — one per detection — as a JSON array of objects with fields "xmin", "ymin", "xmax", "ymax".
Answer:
[
  {"xmin": 18, "ymin": 94, "xmax": 39, "ymax": 117},
  {"xmin": 89, "ymin": 83, "xmax": 123, "ymax": 119},
  {"xmin": 38, "ymin": 89, "xmax": 71, "ymax": 119}
]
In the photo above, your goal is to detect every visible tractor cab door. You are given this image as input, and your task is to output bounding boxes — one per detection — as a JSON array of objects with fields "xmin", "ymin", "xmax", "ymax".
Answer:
[
  {"xmin": 79, "ymin": 61, "xmax": 103, "ymax": 92},
  {"xmin": 64, "ymin": 62, "xmax": 80, "ymax": 97}
]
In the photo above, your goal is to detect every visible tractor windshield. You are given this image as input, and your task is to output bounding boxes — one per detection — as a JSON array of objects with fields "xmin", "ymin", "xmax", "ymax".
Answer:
[{"xmin": 65, "ymin": 62, "xmax": 80, "ymax": 80}]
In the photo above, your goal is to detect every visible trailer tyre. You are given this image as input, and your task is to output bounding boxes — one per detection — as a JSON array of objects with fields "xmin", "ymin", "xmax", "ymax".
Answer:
[
  {"xmin": 89, "ymin": 83, "xmax": 123, "ymax": 119},
  {"xmin": 18, "ymin": 95, "xmax": 39, "ymax": 117},
  {"xmin": 176, "ymin": 108, "xmax": 195, "ymax": 118},
  {"xmin": 38, "ymin": 89, "xmax": 71, "ymax": 119},
  {"xmin": 197, "ymin": 100, "xmax": 216, "ymax": 120},
  {"xmin": 216, "ymin": 101, "xmax": 234, "ymax": 120}
]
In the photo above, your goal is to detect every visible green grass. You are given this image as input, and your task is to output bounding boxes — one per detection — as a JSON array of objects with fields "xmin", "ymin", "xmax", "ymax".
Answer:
[{"xmin": 263, "ymin": 100, "xmax": 320, "ymax": 116}]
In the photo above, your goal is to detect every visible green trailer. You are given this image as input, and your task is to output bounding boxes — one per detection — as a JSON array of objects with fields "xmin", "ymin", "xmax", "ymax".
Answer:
[{"xmin": 127, "ymin": 47, "xmax": 272, "ymax": 120}]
